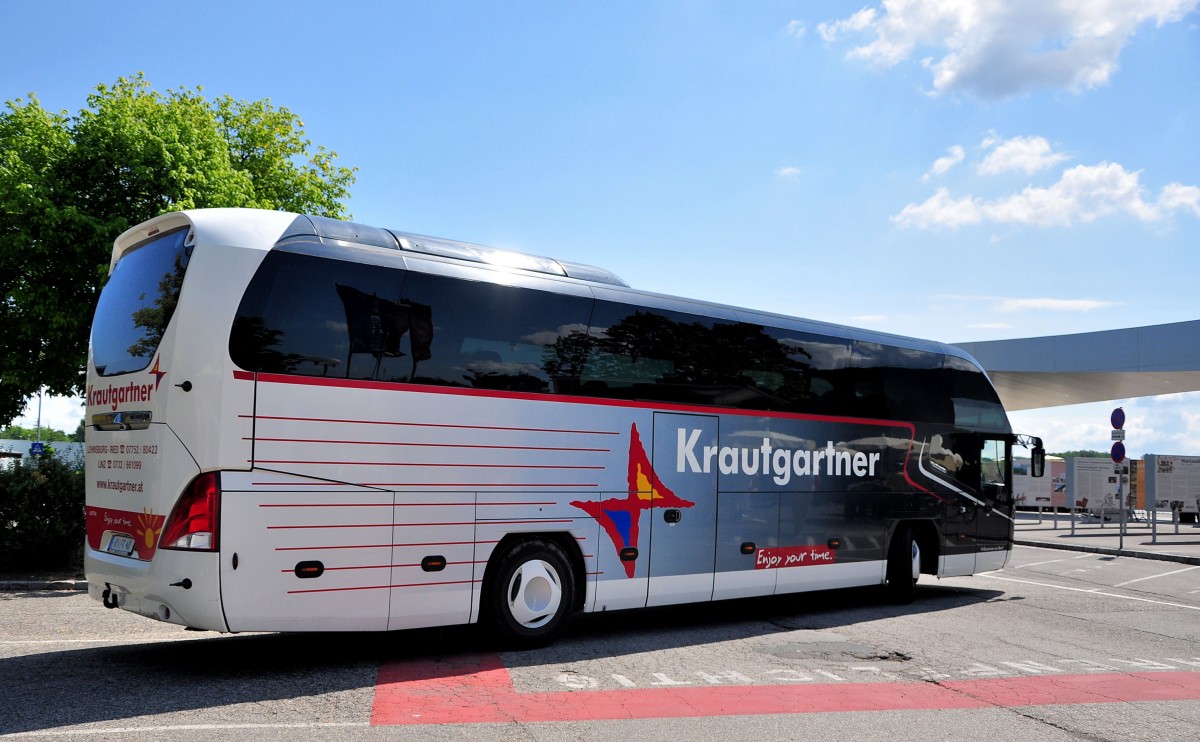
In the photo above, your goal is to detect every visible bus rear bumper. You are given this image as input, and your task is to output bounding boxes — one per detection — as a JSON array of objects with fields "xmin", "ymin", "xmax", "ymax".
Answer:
[{"xmin": 85, "ymin": 547, "xmax": 228, "ymax": 632}]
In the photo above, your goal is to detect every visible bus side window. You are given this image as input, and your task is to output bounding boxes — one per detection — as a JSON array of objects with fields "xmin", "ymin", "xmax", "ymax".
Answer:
[
  {"xmin": 847, "ymin": 342, "xmax": 949, "ymax": 424},
  {"xmin": 396, "ymin": 272, "xmax": 593, "ymax": 393},
  {"xmin": 580, "ymin": 307, "xmax": 860, "ymax": 413},
  {"xmin": 929, "ymin": 433, "xmax": 991, "ymax": 494},
  {"xmin": 944, "ymin": 354, "xmax": 1008, "ymax": 431},
  {"xmin": 583, "ymin": 302, "xmax": 729, "ymax": 406},
  {"xmin": 230, "ymin": 250, "xmax": 408, "ymax": 380},
  {"xmin": 766, "ymin": 330, "xmax": 851, "ymax": 415}
]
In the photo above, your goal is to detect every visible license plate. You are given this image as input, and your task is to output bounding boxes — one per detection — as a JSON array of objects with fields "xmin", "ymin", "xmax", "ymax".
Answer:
[{"xmin": 107, "ymin": 534, "xmax": 135, "ymax": 557}]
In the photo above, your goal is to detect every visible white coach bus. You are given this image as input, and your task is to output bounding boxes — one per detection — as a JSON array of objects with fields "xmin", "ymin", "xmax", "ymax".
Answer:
[{"xmin": 84, "ymin": 208, "xmax": 1043, "ymax": 646}]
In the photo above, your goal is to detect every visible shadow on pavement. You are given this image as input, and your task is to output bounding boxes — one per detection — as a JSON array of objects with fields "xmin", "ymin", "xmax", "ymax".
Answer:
[{"xmin": 0, "ymin": 581, "xmax": 1000, "ymax": 734}]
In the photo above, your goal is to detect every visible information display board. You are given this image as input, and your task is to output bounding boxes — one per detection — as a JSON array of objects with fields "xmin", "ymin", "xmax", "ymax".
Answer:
[
  {"xmin": 1066, "ymin": 458, "xmax": 1141, "ymax": 514},
  {"xmin": 1143, "ymin": 455, "xmax": 1200, "ymax": 521}
]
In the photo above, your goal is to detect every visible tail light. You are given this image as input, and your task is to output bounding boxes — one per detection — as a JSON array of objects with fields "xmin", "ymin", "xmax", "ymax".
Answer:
[{"xmin": 160, "ymin": 472, "xmax": 221, "ymax": 551}]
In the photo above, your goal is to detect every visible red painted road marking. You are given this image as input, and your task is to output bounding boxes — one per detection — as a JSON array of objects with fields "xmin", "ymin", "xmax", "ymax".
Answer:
[{"xmin": 371, "ymin": 654, "xmax": 1200, "ymax": 725}]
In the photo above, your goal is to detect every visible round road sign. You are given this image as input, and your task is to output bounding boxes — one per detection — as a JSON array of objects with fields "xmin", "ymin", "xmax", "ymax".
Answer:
[
  {"xmin": 1111, "ymin": 407, "xmax": 1125, "ymax": 429},
  {"xmin": 1111, "ymin": 441, "xmax": 1126, "ymax": 463}
]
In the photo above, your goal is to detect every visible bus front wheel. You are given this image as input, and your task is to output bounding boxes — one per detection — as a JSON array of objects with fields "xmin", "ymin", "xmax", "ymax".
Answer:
[
  {"xmin": 485, "ymin": 538, "xmax": 575, "ymax": 648},
  {"xmin": 885, "ymin": 526, "xmax": 919, "ymax": 604}
]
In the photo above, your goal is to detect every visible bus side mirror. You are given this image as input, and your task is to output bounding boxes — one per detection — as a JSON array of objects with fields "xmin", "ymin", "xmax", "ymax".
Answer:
[{"xmin": 1031, "ymin": 445, "xmax": 1046, "ymax": 478}]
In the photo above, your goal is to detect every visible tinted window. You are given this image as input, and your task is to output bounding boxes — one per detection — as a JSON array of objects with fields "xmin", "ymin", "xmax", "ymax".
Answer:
[
  {"xmin": 577, "ymin": 303, "xmax": 808, "ymax": 409},
  {"xmin": 230, "ymin": 250, "xmax": 411, "ymax": 381},
  {"xmin": 232, "ymin": 251, "xmax": 593, "ymax": 392},
  {"xmin": 849, "ymin": 342, "xmax": 949, "ymax": 422},
  {"xmin": 92, "ymin": 227, "xmax": 191, "ymax": 377},
  {"xmin": 396, "ymin": 272, "xmax": 594, "ymax": 393},
  {"xmin": 945, "ymin": 354, "xmax": 1008, "ymax": 430},
  {"xmin": 927, "ymin": 433, "xmax": 983, "ymax": 491},
  {"xmin": 764, "ymin": 328, "xmax": 852, "ymax": 413},
  {"xmin": 228, "ymin": 248, "xmax": 1007, "ymax": 426},
  {"xmin": 843, "ymin": 344, "xmax": 1007, "ymax": 427},
  {"xmin": 926, "ymin": 435, "xmax": 1008, "ymax": 498}
]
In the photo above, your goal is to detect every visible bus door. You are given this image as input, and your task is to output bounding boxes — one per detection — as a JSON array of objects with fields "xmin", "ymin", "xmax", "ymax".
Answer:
[
  {"xmin": 975, "ymin": 437, "xmax": 1014, "ymax": 571},
  {"xmin": 925, "ymin": 434, "xmax": 1012, "ymax": 576},
  {"xmin": 648, "ymin": 413, "xmax": 718, "ymax": 607}
]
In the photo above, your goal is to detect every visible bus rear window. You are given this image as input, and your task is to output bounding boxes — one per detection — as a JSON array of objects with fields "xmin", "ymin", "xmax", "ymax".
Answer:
[{"xmin": 91, "ymin": 227, "xmax": 191, "ymax": 377}]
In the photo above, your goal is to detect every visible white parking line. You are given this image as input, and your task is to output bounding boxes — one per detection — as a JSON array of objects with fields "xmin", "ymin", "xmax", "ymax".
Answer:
[
  {"xmin": 1015, "ymin": 558, "xmax": 1065, "ymax": 568},
  {"xmin": 1113, "ymin": 565, "xmax": 1200, "ymax": 588},
  {"xmin": 977, "ymin": 573, "xmax": 1200, "ymax": 611}
]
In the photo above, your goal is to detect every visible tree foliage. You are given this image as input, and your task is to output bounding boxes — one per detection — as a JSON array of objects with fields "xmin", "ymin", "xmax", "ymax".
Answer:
[
  {"xmin": 0, "ymin": 455, "xmax": 85, "ymax": 572},
  {"xmin": 0, "ymin": 424, "xmax": 75, "ymax": 442},
  {"xmin": 0, "ymin": 74, "xmax": 356, "ymax": 425}
]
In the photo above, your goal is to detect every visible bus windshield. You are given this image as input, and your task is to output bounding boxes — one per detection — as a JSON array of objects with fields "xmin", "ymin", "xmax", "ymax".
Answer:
[{"xmin": 91, "ymin": 227, "xmax": 191, "ymax": 376}]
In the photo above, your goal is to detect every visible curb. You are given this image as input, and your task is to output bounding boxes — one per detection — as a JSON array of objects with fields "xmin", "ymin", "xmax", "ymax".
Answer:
[
  {"xmin": 1015, "ymin": 539, "xmax": 1200, "ymax": 566},
  {"xmin": 0, "ymin": 580, "xmax": 88, "ymax": 592}
]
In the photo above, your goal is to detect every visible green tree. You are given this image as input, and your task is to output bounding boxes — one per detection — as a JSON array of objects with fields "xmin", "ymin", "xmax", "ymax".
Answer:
[
  {"xmin": 0, "ymin": 73, "xmax": 356, "ymax": 425},
  {"xmin": 0, "ymin": 425, "xmax": 72, "ymax": 442},
  {"xmin": 0, "ymin": 455, "xmax": 85, "ymax": 572}
]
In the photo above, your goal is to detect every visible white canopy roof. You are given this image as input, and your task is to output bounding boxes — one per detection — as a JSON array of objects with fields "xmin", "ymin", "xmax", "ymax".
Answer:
[{"xmin": 956, "ymin": 320, "xmax": 1200, "ymax": 411}]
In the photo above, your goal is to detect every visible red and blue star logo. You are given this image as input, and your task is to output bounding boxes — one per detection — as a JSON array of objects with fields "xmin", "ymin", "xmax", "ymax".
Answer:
[{"xmin": 572, "ymin": 423, "xmax": 694, "ymax": 577}]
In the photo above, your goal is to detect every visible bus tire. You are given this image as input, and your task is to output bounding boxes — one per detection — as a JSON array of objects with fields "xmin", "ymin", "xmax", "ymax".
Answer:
[
  {"xmin": 885, "ymin": 525, "xmax": 919, "ymax": 604},
  {"xmin": 485, "ymin": 538, "xmax": 575, "ymax": 648}
]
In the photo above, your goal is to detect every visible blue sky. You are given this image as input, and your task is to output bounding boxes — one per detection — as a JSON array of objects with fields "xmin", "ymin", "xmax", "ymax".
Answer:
[{"xmin": 4, "ymin": 1, "xmax": 1199, "ymax": 455}]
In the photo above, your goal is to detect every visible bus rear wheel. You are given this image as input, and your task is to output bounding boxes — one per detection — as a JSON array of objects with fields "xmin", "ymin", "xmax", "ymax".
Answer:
[
  {"xmin": 885, "ymin": 526, "xmax": 919, "ymax": 604},
  {"xmin": 485, "ymin": 538, "xmax": 575, "ymax": 648}
]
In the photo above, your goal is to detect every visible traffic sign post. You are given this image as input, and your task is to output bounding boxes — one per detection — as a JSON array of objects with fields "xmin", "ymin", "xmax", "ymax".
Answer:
[{"xmin": 1111, "ymin": 408, "xmax": 1126, "ymax": 551}]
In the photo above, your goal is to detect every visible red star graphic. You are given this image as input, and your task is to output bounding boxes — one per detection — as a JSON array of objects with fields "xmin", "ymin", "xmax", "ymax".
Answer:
[{"xmin": 148, "ymin": 358, "xmax": 167, "ymax": 390}]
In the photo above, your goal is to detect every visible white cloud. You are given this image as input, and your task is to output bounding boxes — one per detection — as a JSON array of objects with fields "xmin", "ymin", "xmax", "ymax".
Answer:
[
  {"xmin": 785, "ymin": 20, "xmax": 807, "ymax": 39},
  {"xmin": 817, "ymin": 8, "xmax": 877, "ymax": 43},
  {"xmin": 849, "ymin": 314, "xmax": 887, "ymax": 325},
  {"xmin": 14, "ymin": 394, "xmax": 85, "ymax": 435},
  {"xmin": 1007, "ymin": 406, "xmax": 1114, "ymax": 454},
  {"xmin": 987, "ymin": 162, "xmax": 1158, "ymax": 226},
  {"xmin": 995, "ymin": 298, "xmax": 1118, "ymax": 313},
  {"xmin": 922, "ymin": 145, "xmax": 965, "ymax": 181},
  {"xmin": 776, "ymin": 166, "xmax": 802, "ymax": 182},
  {"xmin": 938, "ymin": 293, "xmax": 1118, "ymax": 315},
  {"xmin": 979, "ymin": 136, "xmax": 1070, "ymax": 175},
  {"xmin": 895, "ymin": 161, "xmax": 1200, "ymax": 229},
  {"xmin": 968, "ymin": 322, "xmax": 1013, "ymax": 330},
  {"xmin": 1159, "ymin": 183, "xmax": 1200, "ymax": 217},
  {"xmin": 1010, "ymin": 392, "xmax": 1200, "ymax": 456},
  {"xmin": 820, "ymin": 0, "xmax": 1200, "ymax": 98},
  {"xmin": 892, "ymin": 187, "xmax": 983, "ymax": 229}
]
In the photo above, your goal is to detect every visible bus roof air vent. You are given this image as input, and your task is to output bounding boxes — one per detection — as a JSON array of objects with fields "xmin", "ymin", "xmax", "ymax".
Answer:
[
  {"xmin": 276, "ymin": 214, "xmax": 628, "ymax": 287},
  {"xmin": 390, "ymin": 230, "xmax": 629, "ymax": 287},
  {"xmin": 557, "ymin": 260, "xmax": 628, "ymax": 287},
  {"xmin": 278, "ymin": 215, "xmax": 400, "ymax": 251},
  {"xmin": 393, "ymin": 233, "xmax": 567, "ymax": 277}
]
